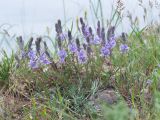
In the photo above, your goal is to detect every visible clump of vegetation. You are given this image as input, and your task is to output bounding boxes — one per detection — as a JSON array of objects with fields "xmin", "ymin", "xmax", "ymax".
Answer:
[
  {"xmin": 0, "ymin": 51, "xmax": 14, "ymax": 88},
  {"xmin": 0, "ymin": 0, "xmax": 160, "ymax": 120}
]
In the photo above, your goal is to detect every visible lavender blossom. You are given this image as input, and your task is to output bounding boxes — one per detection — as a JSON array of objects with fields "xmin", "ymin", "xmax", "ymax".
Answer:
[
  {"xmin": 108, "ymin": 36, "xmax": 116, "ymax": 49},
  {"xmin": 58, "ymin": 20, "xmax": 62, "ymax": 30},
  {"xmin": 68, "ymin": 30, "xmax": 72, "ymax": 43},
  {"xmin": 21, "ymin": 50, "xmax": 27, "ymax": 59},
  {"xmin": 83, "ymin": 26, "xmax": 90, "ymax": 38},
  {"xmin": 68, "ymin": 31, "xmax": 77, "ymax": 53},
  {"xmin": 35, "ymin": 37, "xmax": 42, "ymax": 55},
  {"xmin": 107, "ymin": 26, "xmax": 115, "ymax": 40},
  {"xmin": 97, "ymin": 21, "xmax": 101, "ymax": 37},
  {"xmin": 120, "ymin": 44, "xmax": 129, "ymax": 53},
  {"xmin": 28, "ymin": 50, "xmax": 51, "ymax": 68},
  {"xmin": 17, "ymin": 36, "xmax": 27, "ymax": 59},
  {"xmin": 59, "ymin": 33, "xmax": 67, "ymax": 41},
  {"xmin": 55, "ymin": 20, "xmax": 62, "ymax": 33},
  {"xmin": 77, "ymin": 49, "xmax": 87, "ymax": 64},
  {"xmin": 89, "ymin": 27, "xmax": 93, "ymax": 35},
  {"xmin": 92, "ymin": 35, "xmax": 101, "ymax": 45},
  {"xmin": 80, "ymin": 18, "xmax": 90, "ymax": 38},
  {"xmin": 28, "ymin": 37, "xmax": 33, "ymax": 52},
  {"xmin": 100, "ymin": 46, "xmax": 110, "ymax": 57},
  {"xmin": 101, "ymin": 28, "xmax": 106, "ymax": 45},
  {"xmin": 17, "ymin": 36, "xmax": 24, "ymax": 51},
  {"xmin": 58, "ymin": 49, "xmax": 67, "ymax": 63},
  {"xmin": 121, "ymin": 32, "xmax": 127, "ymax": 42},
  {"xmin": 39, "ymin": 53, "xmax": 52, "ymax": 65},
  {"xmin": 28, "ymin": 50, "xmax": 38, "ymax": 69},
  {"xmin": 68, "ymin": 43, "xmax": 77, "ymax": 53},
  {"xmin": 105, "ymin": 43, "xmax": 112, "ymax": 49},
  {"xmin": 80, "ymin": 17, "xmax": 85, "ymax": 25},
  {"xmin": 55, "ymin": 20, "xmax": 67, "ymax": 41},
  {"xmin": 55, "ymin": 23, "xmax": 59, "ymax": 33},
  {"xmin": 93, "ymin": 21, "xmax": 102, "ymax": 44},
  {"xmin": 28, "ymin": 50, "xmax": 37, "ymax": 60},
  {"xmin": 76, "ymin": 38, "xmax": 80, "ymax": 51},
  {"xmin": 29, "ymin": 59, "xmax": 38, "ymax": 69}
]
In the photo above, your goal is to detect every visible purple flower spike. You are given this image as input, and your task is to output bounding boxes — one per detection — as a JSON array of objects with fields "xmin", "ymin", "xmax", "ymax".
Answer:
[
  {"xmin": 77, "ymin": 50, "xmax": 87, "ymax": 64},
  {"xmin": 21, "ymin": 50, "xmax": 26, "ymax": 59},
  {"xmin": 28, "ymin": 50, "xmax": 38, "ymax": 69},
  {"xmin": 86, "ymin": 27, "xmax": 90, "ymax": 36},
  {"xmin": 105, "ymin": 43, "xmax": 111, "ymax": 49},
  {"xmin": 101, "ymin": 46, "xmax": 110, "ymax": 57},
  {"xmin": 120, "ymin": 44, "xmax": 129, "ymax": 54},
  {"xmin": 97, "ymin": 21, "xmax": 101, "ymax": 37},
  {"xmin": 108, "ymin": 39, "xmax": 116, "ymax": 49},
  {"xmin": 39, "ymin": 53, "xmax": 52, "ymax": 65},
  {"xmin": 106, "ymin": 35, "xmax": 116, "ymax": 49},
  {"xmin": 59, "ymin": 33, "xmax": 67, "ymax": 41},
  {"xmin": 93, "ymin": 35, "xmax": 101, "ymax": 45},
  {"xmin": 80, "ymin": 18, "xmax": 90, "ymax": 38},
  {"xmin": 28, "ymin": 50, "xmax": 36, "ymax": 60},
  {"xmin": 83, "ymin": 26, "xmax": 90, "ymax": 38},
  {"xmin": 69, "ymin": 43, "xmax": 77, "ymax": 53},
  {"xmin": 29, "ymin": 59, "xmax": 38, "ymax": 69},
  {"xmin": 58, "ymin": 49, "xmax": 67, "ymax": 63}
]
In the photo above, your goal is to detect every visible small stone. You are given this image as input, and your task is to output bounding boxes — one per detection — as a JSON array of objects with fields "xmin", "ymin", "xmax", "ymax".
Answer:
[
  {"xmin": 97, "ymin": 89, "xmax": 118, "ymax": 104},
  {"xmin": 89, "ymin": 88, "xmax": 118, "ymax": 111}
]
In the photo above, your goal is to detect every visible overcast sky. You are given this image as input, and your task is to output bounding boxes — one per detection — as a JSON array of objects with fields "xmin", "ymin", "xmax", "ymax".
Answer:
[
  {"xmin": 0, "ymin": 0, "xmax": 91, "ymax": 35},
  {"xmin": 0, "ymin": 0, "xmax": 159, "ymax": 35}
]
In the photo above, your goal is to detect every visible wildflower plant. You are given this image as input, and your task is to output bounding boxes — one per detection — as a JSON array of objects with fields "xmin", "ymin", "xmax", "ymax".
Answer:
[
  {"xmin": 49, "ymin": 18, "xmax": 124, "ymax": 88},
  {"xmin": 10, "ymin": 16, "xmax": 139, "ymax": 120},
  {"xmin": 1, "ymin": 0, "xmax": 160, "ymax": 119},
  {"xmin": 15, "ymin": 36, "xmax": 52, "ymax": 70},
  {"xmin": 12, "ymin": 18, "xmax": 126, "ymax": 95},
  {"xmin": 119, "ymin": 44, "xmax": 129, "ymax": 54}
]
